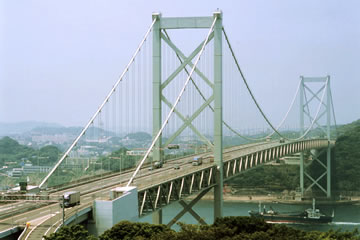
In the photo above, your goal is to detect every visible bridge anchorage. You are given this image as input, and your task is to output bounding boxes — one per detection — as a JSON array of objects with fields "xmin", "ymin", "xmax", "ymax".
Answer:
[{"xmin": 10, "ymin": 11, "xmax": 338, "ymax": 239}]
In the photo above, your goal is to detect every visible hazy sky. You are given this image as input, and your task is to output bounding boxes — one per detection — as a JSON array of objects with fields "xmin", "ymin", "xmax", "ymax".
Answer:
[{"xmin": 1, "ymin": 0, "xmax": 359, "ymax": 128}]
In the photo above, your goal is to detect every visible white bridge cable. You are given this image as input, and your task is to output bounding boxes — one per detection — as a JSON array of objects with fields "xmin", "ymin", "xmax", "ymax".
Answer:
[
  {"xmin": 222, "ymin": 27, "xmax": 328, "ymax": 141},
  {"xmin": 126, "ymin": 16, "xmax": 218, "ymax": 187},
  {"xmin": 39, "ymin": 18, "xmax": 156, "ymax": 189}
]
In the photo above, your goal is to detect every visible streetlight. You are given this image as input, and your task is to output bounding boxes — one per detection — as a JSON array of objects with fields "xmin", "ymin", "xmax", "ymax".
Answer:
[{"xmin": 61, "ymin": 196, "xmax": 65, "ymax": 226}]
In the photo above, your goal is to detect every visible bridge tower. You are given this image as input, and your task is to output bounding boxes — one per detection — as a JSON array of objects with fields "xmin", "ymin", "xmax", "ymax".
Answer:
[
  {"xmin": 299, "ymin": 76, "xmax": 334, "ymax": 198},
  {"xmin": 152, "ymin": 11, "xmax": 224, "ymax": 222}
]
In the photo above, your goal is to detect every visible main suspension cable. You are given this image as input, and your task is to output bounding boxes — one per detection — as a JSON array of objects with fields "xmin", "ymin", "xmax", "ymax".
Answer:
[{"xmin": 222, "ymin": 27, "xmax": 327, "ymax": 141}]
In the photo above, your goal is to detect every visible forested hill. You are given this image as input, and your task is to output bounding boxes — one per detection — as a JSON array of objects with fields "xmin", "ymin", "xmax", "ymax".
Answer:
[
  {"xmin": 332, "ymin": 119, "xmax": 360, "ymax": 191},
  {"xmin": 0, "ymin": 137, "xmax": 60, "ymax": 167},
  {"xmin": 337, "ymin": 119, "xmax": 360, "ymax": 136},
  {"xmin": 229, "ymin": 119, "xmax": 360, "ymax": 192}
]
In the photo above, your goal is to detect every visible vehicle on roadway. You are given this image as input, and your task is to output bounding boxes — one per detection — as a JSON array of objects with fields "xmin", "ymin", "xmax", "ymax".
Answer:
[
  {"xmin": 148, "ymin": 161, "xmax": 163, "ymax": 170},
  {"xmin": 61, "ymin": 191, "xmax": 80, "ymax": 208},
  {"xmin": 192, "ymin": 156, "xmax": 202, "ymax": 166},
  {"xmin": 204, "ymin": 154, "xmax": 214, "ymax": 163},
  {"xmin": 168, "ymin": 144, "xmax": 180, "ymax": 149}
]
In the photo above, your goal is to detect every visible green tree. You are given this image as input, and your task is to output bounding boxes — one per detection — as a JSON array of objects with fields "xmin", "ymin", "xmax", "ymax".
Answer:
[
  {"xmin": 38, "ymin": 145, "xmax": 61, "ymax": 165},
  {"xmin": 99, "ymin": 221, "xmax": 172, "ymax": 240},
  {"xmin": 43, "ymin": 225, "xmax": 96, "ymax": 240}
]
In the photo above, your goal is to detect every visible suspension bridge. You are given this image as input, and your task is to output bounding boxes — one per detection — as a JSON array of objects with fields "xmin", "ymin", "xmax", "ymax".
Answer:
[{"xmin": 0, "ymin": 11, "xmax": 337, "ymax": 239}]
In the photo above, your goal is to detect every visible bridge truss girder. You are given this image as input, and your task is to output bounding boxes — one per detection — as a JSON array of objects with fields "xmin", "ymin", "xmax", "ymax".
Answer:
[
  {"xmin": 138, "ymin": 139, "xmax": 330, "ymax": 225},
  {"xmin": 138, "ymin": 166, "xmax": 216, "ymax": 223}
]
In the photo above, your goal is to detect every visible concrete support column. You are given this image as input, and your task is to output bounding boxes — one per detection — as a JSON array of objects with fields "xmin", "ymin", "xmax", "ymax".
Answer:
[
  {"xmin": 152, "ymin": 209, "xmax": 163, "ymax": 224},
  {"xmin": 326, "ymin": 146, "xmax": 331, "ymax": 198},
  {"xmin": 213, "ymin": 11, "xmax": 223, "ymax": 220},
  {"xmin": 152, "ymin": 13, "xmax": 162, "ymax": 163}
]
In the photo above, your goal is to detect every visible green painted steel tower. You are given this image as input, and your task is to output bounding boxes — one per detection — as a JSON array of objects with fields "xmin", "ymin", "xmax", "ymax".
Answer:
[
  {"xmin": 299, "ymin": 76, "xmax": 333, "ymax": 198},
  {"xmin": 152, "ymin": 11, "xmax": 224, "ymax": 220}
]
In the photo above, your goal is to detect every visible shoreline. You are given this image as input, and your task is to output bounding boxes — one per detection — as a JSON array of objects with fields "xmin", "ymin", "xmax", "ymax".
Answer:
[{"xmin": 186, "ymin": 194, "xmax": 360, "ymax": 205}]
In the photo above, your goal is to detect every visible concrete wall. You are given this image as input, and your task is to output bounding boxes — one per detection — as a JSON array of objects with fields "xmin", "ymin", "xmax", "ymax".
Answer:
[{"xmin": 93, "ymin": 186, "xmax": 138, "ymax": 236}]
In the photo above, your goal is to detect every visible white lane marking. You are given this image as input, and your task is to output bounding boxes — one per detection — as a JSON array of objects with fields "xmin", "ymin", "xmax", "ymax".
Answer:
[
  {"xmin": 0, "ymin": 206, "xmax": 15, "ymax": 212},
  {"xmin": 42, "ymin": 219, "xmax": 62, "ymax": 240},
  {"xmin": 54, "ymin": 221, "xmax": 63, "ymax": 233},
  {"xmin": 28, "ymin": 214, "xmax": 53, "ymax": 225},
  {"xmin": 40, "ymin": 210, "xmax": 49, "ymax": 214},
  {"xmin": 25, "ymin": 214, "xmax": 54, "ymax": 240}
]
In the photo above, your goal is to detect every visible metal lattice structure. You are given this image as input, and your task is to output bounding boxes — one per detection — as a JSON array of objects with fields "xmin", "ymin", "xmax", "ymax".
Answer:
[
  {"xmin": 138, "ymin": 139, "xmax": 332, "ymax": 225},
  {"xmin": 299, "ymin": 76, "xmax": 335, "ymax": 197},
  {"xmin": 149, "ymin": 11, "xmax": 225, "ymax": 221}
]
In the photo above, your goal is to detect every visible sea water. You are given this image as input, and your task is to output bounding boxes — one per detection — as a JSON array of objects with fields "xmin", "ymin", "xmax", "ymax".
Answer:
[{"xmin": 139, "ymin": 200, "xmax": 360, "ymax": 232}]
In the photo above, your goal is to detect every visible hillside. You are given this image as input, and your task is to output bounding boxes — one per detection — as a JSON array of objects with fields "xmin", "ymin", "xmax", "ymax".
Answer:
[
  {"xmin": 0, "ymin": 136, "xmax": 61, "ymax": 167},
  {"xmin": 332, "ymin": 119, "xmax": 360, "ymax": 191},
  {"xmin": 308, "ymin": 119, "xmax": 360, "ymax": 192},
  {"xmin": 0, "ymin": 121, "xmax": 62, "ymax": 136}
]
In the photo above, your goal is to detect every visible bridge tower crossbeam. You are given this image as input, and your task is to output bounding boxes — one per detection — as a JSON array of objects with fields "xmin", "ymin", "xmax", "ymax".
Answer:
[{"xmin": 151, "ymin": 11, "xmax": 224, "ymax": 224}]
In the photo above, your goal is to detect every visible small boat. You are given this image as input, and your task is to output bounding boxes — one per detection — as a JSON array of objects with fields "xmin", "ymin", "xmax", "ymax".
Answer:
[{"xmin": 248, "ymin": 199, "xmax": 333, "ymax": 224}]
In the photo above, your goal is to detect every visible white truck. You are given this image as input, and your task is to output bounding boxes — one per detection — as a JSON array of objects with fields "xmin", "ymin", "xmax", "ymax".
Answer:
[
  {"xmin": 192, "ymin": 156, "xmax": 203, "ymax": 166},
  {"xmin": 61, "ymin": 191, "xmax": 80, "ymax": 208}
]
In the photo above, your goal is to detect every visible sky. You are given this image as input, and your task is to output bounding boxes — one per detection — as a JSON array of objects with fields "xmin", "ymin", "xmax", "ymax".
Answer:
[{"xmin": 1, "ymin": 0, "xmax": 359, "ymax": 128}]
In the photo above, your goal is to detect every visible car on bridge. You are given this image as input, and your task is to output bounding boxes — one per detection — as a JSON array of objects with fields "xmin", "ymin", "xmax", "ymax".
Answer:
[{"xmin": 148, "ymin": 161, "xmax": 163, "ymax": 170}]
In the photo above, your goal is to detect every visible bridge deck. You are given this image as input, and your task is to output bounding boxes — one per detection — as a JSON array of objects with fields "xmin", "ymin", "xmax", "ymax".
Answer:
[{"xmin": 1, "ymin": 139, "xmax": 331, "ymax": 238}]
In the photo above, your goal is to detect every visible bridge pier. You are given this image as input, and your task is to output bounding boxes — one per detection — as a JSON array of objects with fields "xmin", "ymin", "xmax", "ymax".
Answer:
[
  {"xmin": 152, "ymin": 209, "xmax": 162, "ymax": 225},
  {"xmin": 213, "ymin": 10, "xmax": 224, "ymax": 220},
  {"xmin": 93, "ymin": 186, "xmax": 139, "ymax": 236},
  {"xmin": 300, "ymin": 152, "xmax": 304, "ymax": 196},
  {"xmin": 326, "ymin": 145, "xmax": 331, "ymax": 198},
  {"xmin": 152, "ymin": 12, "xmax": 162, "ymax": 164}
]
